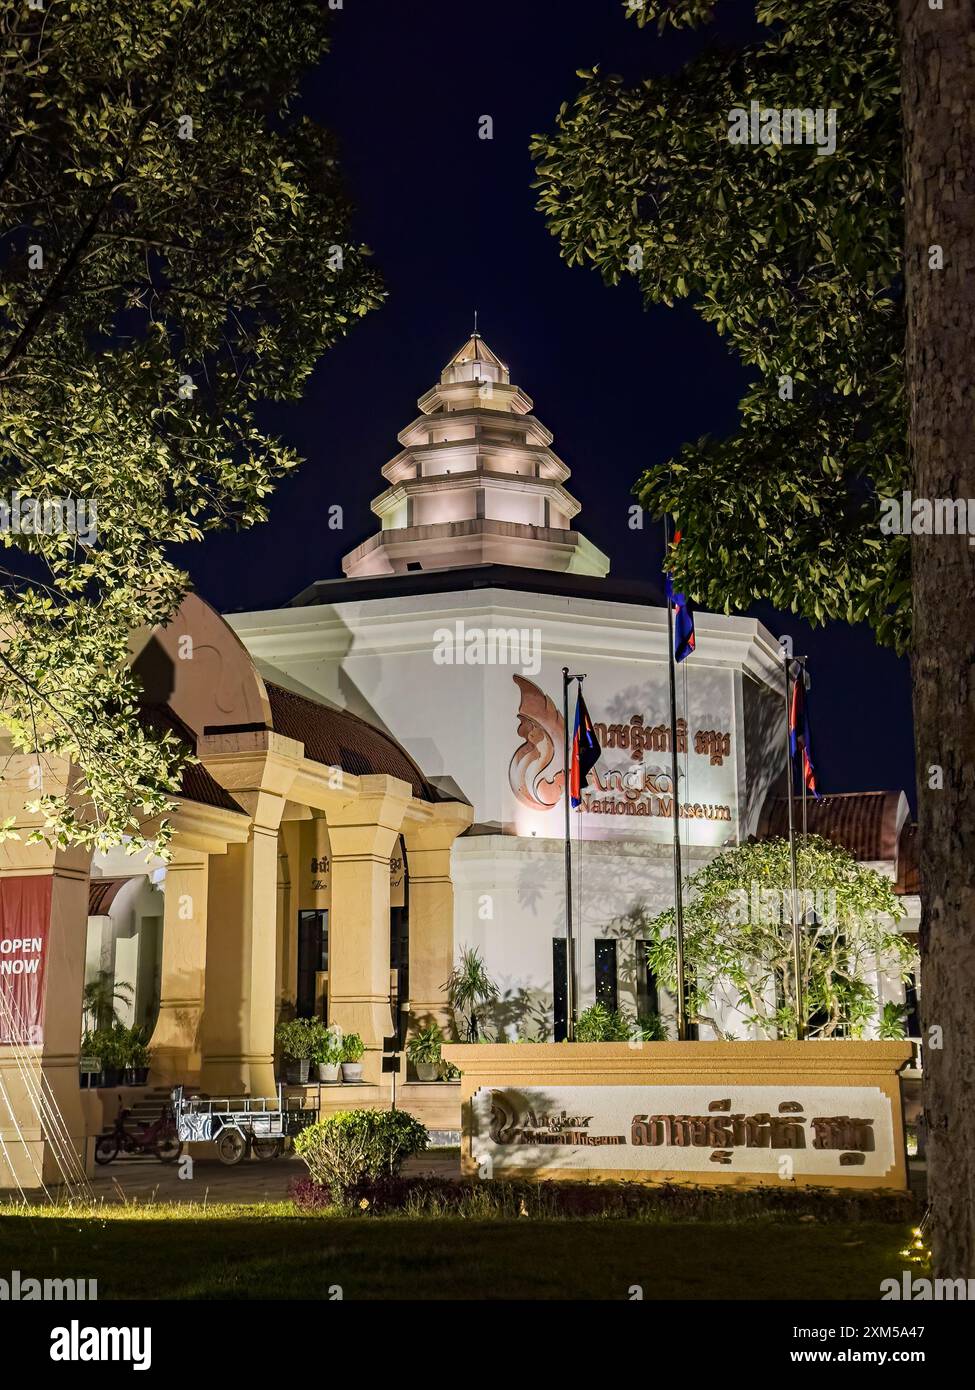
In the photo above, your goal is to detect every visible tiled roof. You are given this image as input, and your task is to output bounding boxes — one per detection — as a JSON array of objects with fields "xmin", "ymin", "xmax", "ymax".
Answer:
[
  {"xmin": 137, "ymin": 704, "xmax": 245, "ymax": 815},
  {"xmin": 88, "ymin": 877, "xmax": 131, "ymax": 915},
  {"xmin": 264, "ymin": 681, "xmax": 438, "ymax": 802},
  {"xmin": 757, "ymin": 790, "xmax": 905, "ymax": 863}
]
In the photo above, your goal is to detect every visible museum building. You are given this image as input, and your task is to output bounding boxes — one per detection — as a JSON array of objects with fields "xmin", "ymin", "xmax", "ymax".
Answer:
[{"xmin": 0, "ymin": 336, "xmax": 920, "ymax": 1187}]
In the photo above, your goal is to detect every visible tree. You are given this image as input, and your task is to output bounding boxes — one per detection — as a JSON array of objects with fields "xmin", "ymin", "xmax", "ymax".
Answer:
[
  {"xmin": 531, "ymin": 0, "xmax": 907, "ymax": 647},
  {"xmin": 0, "ymin": 0, "xmax": 382, "ymax": 852},
  {"xmin": 631, "ymin": 836, "xmax": 913, "ymax": 1040},
  {"xmin": 534, "ymin": 0, "xmax": 975, "ymax": 1274},
  {"xmin": 900, "ymin": 0, "xmax": 975, "ymax": 1280}
]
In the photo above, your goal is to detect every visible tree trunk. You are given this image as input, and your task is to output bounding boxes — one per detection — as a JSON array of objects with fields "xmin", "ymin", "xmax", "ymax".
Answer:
[{"xmin": 901, "ymin": 0, "xmax": 975, "ymax": 1277}]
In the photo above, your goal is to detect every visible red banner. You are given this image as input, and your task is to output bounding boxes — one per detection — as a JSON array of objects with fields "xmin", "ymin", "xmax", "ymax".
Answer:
[{"xmin": 0, "ymin": 876, "xmax": 53, "ymax": 1045}]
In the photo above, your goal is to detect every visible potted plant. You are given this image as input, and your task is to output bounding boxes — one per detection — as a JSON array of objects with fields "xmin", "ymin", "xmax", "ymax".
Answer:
[
  {"xmin": 275, "ymin": 1018, "xmax": 314, "ymax": 1085},
  {"xmin": 310, "ymin": 1022, "xmax": 343, "ymax": 1083},
  {"xmin": 91, "ymin": 1023, "xmax": 127, "ymax": 1087},
  {"xmin": 406, "ymin": 1023, "xmax": 444, "ymax": 1081},
  {"xmin": 340, "ymin": 1032, "xmax": 365, "ymax": 1083},
  {"xmin": 125, "ymin": 1033, "xmax": 152, "ymax": 1086},
  {"xmin": 443, "ymin": 946, "xmax": 499, "ymax": 1042}
]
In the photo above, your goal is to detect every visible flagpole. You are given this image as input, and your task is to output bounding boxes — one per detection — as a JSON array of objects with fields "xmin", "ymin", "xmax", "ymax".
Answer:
[
  {"xmin": 782, "ymin": 650, "xmax": 805, "ymax": 1041},
  {"xmin": 562, "ymin": 666, "xmax": 577, "ymax": 1042},
  {"xmin": 664, "ymin": 525, "xmax": 689, "ymax": 1042}
]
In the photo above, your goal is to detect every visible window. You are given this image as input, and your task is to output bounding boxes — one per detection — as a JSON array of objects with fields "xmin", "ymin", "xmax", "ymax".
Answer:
[
  {"xmin": 636, "ymin": 941, "xmax": 660, "ymax": 1017},
  {"xmin": 552, "ymin": 938, "xmax": 568, "ymax": 1042},
  {"xmin": 390, "ymin": 904, "xmax": 410, "ymax": 1047},
  {"xmin": 594, "ymin": 939, "xmax": 618, "ymax": 1011},
  {"xmin": 296, "ymin": 910, "xmax": 328, "ymax": 1019}
]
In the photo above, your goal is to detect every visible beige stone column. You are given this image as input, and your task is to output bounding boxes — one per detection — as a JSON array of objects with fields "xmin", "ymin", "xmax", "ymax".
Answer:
[
  {"xmin": 149, "ymin": 848, "xmax": 208, "ymax": 1086},
  {"xmin": 0, "ymin": 754, "xmax": 91, "ymax": 1192},
  {"xmin": 327, "ymin": 776, "xmax": 412, "ymax": 1083},
  {"xmin": 197, "ymin": 735, "xmax": 299, "ymax": 1096},
  {"xmin": 200, "ymin": 824, "xmax": 281, "ymax": 1097},
  {"xmin": 402, "ymin": 803, "xmax": 474, "ymax": 1036}
]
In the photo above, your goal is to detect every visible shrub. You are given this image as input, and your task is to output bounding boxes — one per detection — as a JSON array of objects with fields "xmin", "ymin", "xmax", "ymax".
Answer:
[
  {"xmin": 340, "ymin": 1032, "xmax": 365, "ymax": 1063},
  {"xmin": 275, "ymin": 1018, "xmax": 315, "ymax": 1061},
  {"xmin": 575, "ymin": 1002, "xmax": 634, "ymax": 1042},
  {"xmin": 634, "ymin": 1012, "xmax": 670, "ymax": 1042},
  {"xmin": 293, "ymin": 1108, "xmax": 428, "ymax": 1206},
  {"xmin": 88, "ymin": 1022, "xmax": 145, "ymax": 1070},
  {"xmin": 406, "ymin": 1024, "xmax": 443, "ymax": 1066},
  {"xmin": 290, "ymin": 1173, "xmax": 917, "ymax": 1224}
]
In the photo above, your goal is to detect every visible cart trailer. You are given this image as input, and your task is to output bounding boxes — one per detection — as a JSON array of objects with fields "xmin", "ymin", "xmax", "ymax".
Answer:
[{"xmin": 172, "ymin": 1085, "xmax": 317, "ymax": 1165}]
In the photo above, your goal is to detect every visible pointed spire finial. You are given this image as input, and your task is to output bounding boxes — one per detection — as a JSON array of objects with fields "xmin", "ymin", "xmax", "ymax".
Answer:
[{"xmin": 473, "ymin": 307, "xmax": 479, "ymax": 337}]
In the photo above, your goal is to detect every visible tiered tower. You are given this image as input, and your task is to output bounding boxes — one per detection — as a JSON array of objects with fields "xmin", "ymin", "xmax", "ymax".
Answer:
[{"xmin": 341, "ymin": 334, "xmax": 610, "ymax": 578}]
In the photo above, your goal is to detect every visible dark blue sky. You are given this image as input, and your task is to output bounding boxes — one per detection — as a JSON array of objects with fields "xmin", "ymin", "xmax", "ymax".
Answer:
[{"xmin": 183, "ymin": 0, "xmax": 915, "ymax": 809}]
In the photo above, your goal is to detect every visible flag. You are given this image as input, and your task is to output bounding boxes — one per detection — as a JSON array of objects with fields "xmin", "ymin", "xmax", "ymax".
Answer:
[
  {"xmin": 664, "ymin": 573, "xmax": 696, "ymax": 663},
  {"xmin": 569, "ymin": 688, "xmax": 600, "ymax": 809},
  {"xmin": 789, "ymin": 669, "xmax": 819, "ymax": 797}
]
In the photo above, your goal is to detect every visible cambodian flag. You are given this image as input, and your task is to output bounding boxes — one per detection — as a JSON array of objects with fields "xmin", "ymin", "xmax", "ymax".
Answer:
[
  {"xmin": 664, "ymin": 571, "xmax": 696, "ymax": 663},
  {"xmin": 569, "ymin": 689, "xmax": 601, "ymax": 808},
  {"xmin": 789, "ymin": 671, "xmax": 819, "ymax": 797}
]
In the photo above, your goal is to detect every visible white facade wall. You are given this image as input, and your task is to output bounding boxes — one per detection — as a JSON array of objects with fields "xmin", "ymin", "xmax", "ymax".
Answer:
[{"xmin": 231, "ymin": 586, "xmax": 786, "ymax": 1039}]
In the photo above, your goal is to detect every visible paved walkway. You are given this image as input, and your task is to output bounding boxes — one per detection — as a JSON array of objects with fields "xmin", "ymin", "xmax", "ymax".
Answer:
[{"xmin": 79, "ymin": 1150, "xmax": 460, "ymax": 1205}]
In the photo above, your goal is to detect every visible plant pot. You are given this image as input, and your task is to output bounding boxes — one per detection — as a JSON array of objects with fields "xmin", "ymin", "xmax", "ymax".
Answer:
[
  {"xmin": 100, "ymin": 1066, "xmax": 120, "ymax": 1089},
  {"xmin": 317, "ymin": 1062, "xmax": 341, "ymax": 1083},
  {"xmin": 133, "ymin": 1066, "xmax": 150, "ymax": 1086},
  {"xmin": 415, "ymin": 1062, "xmax": 440, "ymax": 1082},
  {"xmin": 285, "ymin": 1059, "xmax": 310, "ymax": 1085},
  {"xmin": 341, "ymin": 1062, "xmax": 364, "ymax": 1083}
]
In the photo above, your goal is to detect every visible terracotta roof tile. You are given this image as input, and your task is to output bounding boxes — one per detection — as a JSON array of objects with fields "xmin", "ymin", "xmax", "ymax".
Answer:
[
  {"xmin": 88, "ymin": 877, "xmax": 131, "ymax": 915},
  {"xmin": 137, "ymin": 704, "xmax": 245, "ymax": 815},
  {"xmin": 757, "ymin": 790, "xmax": 905, "ymax": 862},
  {"xmin": 264, "ymin": 682, "xmax": 438, "ymax": 802}
]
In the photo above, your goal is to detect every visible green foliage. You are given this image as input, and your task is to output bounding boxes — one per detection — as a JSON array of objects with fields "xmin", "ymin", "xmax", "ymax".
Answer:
[
  {"xmin": 274, "ymin": 1017, "xmax": 316, "ymax": 1062},
  {"xmin": 576, "ymin": 1002, "xmax": 635, "ymax": 1042},
  {"xmin": 0, "ymin": 0, "xmax": 382, "ymax": 851},
  {"xmin": 632, "ymin": 835, "xmax": 915, "ymax": 1040},
  {"xmin": 574, "ymin": 1002, "xmax": 670, "ymax": 1042},
  {"xmin": 878, "ymin": 1001, "xmax": 909, "ymax": 1041},
  {"xmin": 531, "ymin": 0, "xmax": 907, "ymax": 649},
  {"xmin": 308, "ymin": 1022, "xmax": 343, "ymax": 1067},
  {"xmin": 85, "ymin": 1021, "xmax": 145, "ymax": 1070},
  {"xmin": 294, "ymin": 1108, "xmax": 428, "ymax": 1204},
  {"xmin": 635, "ymin": 1011, "xmax": 671, "ymax": 1042},
  {"xmin": 405, "ymin": 1023, "xmax": 444, "ymax": 1066},
  {"xmin": 443, "ymin": 945, "xmax": 499, "ymax": 1042},
  {"xmin": 82, "ymin": 970, "xmax": 134, "ymax": 1031},
  {"xmin": 339, "ymin": 1032, "xmax": 365, "ymax": 1064}
]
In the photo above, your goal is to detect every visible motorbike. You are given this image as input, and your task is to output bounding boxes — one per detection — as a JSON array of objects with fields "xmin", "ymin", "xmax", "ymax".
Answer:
[{"xmin": 94, "ymin": 1098, "xmax": 183, "ymax": 1165}]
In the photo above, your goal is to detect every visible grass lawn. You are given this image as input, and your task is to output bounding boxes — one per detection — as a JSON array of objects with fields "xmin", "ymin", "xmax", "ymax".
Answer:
[{"xmin": 0, "ymin": 1205, "xmax": 914, "ymax": 1300}]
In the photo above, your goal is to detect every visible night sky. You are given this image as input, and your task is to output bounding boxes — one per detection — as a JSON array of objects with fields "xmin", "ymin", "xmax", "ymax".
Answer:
[{"xmin": 181, "ymin": 0, "xmax": 916, "ymax": 810}]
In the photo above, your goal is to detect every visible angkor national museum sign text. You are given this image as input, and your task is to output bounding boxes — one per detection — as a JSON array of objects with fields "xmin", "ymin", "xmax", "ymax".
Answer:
[
  {"xmin": 507, "ymin": 673, "xmax": 734, "ymax": 837},
  {"xmin": 471, "ymin": 1084, "xmax": 901, "ymax": 1184}
]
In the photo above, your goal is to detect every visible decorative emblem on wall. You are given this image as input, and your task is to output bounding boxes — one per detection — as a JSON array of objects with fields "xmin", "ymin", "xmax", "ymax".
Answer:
[{"xmin": 508, "ymin": 675, "xmax": 564, "ymax": 810}]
